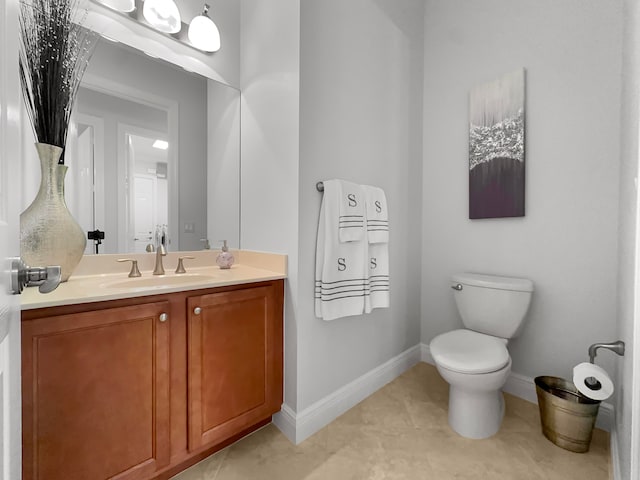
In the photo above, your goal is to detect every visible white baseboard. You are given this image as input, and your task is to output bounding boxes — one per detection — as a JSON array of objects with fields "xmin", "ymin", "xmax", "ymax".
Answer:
[
  {"xmin": 274, "ymin": 342, "xmax": 615, "ymax": 446},
  {"xmin": 273, "ymin": 344, "xmax": 422, "ymax": 445},
  {"xmin": 596, "ymin": 402, "xmax": 615, "ymax": 433},
  {"xmin": 272, "ymin": 404, "xmax": 297, "ymax": 443},
  {"xmin": 420, "ymin": 342, "xmax": 433, "ymax": 364},
  {"xmin": 610, "ymin": 422, "xmax": 621, "ymax": 480},
  {"xmin": 503, "ymin": 370, "xmax": 538, "ymax": 404},
  {"xmin": 420, "ymin": 343, "xmax": 614, "ymax": 432}
]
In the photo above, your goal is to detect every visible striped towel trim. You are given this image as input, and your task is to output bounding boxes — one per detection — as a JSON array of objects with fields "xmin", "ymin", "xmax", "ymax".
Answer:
[
  {"xmin": 339, "ymin": 215, "xmax": 364, "ymax": 230},
  {"xmin": 367, "ymin": 220, "xmax": 389, "ymax": 232},
  {"xmin": 315, "ymin": 276, "xmax": 390, "ymax": 301}
]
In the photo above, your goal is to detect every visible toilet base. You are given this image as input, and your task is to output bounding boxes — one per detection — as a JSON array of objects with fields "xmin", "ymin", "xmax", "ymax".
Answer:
[
  {"xmin": 448, "ymin": 386, "xmax": 505, "ymax": 439},
  {"xmin": 434, "ymin": 358, "xmax": 512, "ymax": 440}
]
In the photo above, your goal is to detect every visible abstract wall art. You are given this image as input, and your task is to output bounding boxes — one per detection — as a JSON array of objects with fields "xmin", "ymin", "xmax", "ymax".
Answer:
[{"xmin": 469, "ymin": 68, "xmax": 525, "ymax": 219}]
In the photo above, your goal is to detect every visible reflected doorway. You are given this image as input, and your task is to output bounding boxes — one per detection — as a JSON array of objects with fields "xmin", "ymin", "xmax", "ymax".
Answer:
[
  {"xmin": 122, "ymin": 129, "xmax": 170, "ymax": 253},
  {"xmin": 68, "ymin": 112, "xmax": 105, "ymax": 254}
]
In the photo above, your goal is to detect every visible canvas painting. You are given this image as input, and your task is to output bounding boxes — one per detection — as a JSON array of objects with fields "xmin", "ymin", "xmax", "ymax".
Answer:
[{"xmin": 469, "ymin": 68, "xmax": 525, "ymax": 219}]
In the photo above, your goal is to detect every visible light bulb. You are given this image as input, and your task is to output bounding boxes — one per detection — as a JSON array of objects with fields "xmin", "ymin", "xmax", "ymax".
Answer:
[
  {"xmin": 143, "ymin": 0, "xmax": 182, "ymax": 34},
  {"xmin": 95, "ymin": 0, "xmax": 135, "ymax": 12},
  {"xmin": 188, "ymin": 4, "xmax": 221, "ymax": 52}
]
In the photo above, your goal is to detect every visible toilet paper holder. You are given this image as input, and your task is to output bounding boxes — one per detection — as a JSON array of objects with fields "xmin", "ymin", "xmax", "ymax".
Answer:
[
  {"xmin": 583, "ymin": 341, "xmax": 625, "ymax": 391},
  {"xmin": 588, "ymin": 341, "xmax": 625, "ymax": 364}
]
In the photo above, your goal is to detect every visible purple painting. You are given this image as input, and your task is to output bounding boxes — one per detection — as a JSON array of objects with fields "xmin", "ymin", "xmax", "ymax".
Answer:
[{"xmin": 469, "ymin": 69, "xmax": 525, "ymax": 219}]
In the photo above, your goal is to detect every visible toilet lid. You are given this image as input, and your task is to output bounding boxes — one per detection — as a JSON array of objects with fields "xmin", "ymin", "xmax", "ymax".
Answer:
[{"xmin": 430, "ymin": 329, "xmax": 510, "ymax": 374}]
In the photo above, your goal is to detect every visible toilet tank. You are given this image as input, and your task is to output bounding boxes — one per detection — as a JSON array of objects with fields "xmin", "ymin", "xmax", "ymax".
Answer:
[{"xmin": 451, "ymin": 273, "xmax": 534, "ymax": 339}]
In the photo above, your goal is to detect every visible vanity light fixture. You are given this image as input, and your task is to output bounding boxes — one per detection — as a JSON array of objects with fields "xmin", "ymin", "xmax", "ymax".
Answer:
[
  {"xmin": 90, "ymin": 0, "xmax": 220, "ymax": 54},
  {"xmin": 94, "ymin": 0, "xmax": 135, "ymax": 12},
  {"xmin": 143, "ymin": 0, "xmax": 182, "ymax": 34},
  {"xmin": 153, "ymin": 140, "xmax": 169, "ymax": 150},
  {"xmin": 188, "ymin": 4, "xmax": 221, "ymax": 53}
]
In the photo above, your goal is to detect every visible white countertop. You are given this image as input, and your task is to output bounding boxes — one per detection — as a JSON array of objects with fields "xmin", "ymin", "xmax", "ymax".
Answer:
[{"xmin": 22, "ymin": 250, "xmax": 287, "ymax": 310}]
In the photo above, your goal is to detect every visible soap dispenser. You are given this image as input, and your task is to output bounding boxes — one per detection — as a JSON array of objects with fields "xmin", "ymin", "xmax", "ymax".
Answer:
[{"xmin": 216, "ymin": 240, "xmax": 235, "ymax": 269}]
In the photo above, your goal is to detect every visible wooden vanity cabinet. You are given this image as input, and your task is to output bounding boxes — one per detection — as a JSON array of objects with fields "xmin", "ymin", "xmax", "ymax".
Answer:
[
  {"xmin": 21, "ymin": 301, "xmax": 172, "ymax": 480},
  {"xmin": 21, "ymin": 280, "xmax": 284, "ymax": 480},
  {"xmin": 187, "ymin": 285, "xmax": 283, "ymax": 451}
]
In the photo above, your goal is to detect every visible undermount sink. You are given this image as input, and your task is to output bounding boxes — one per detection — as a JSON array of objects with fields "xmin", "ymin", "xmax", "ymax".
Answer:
[{"xmin": 104, "ymin": 273, "xmax": 218, "ymax": 290}]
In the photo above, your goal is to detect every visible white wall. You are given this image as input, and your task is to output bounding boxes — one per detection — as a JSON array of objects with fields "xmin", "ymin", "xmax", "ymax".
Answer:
[
  {"xmin": 421, "ymin": 0, "xmax": 623, "ymax": 387},
  {"xmin": 615, "ymin": 0, "xmax": 640, "ymax": 477},
  {"xmin": 297, "ymin": 0, "xmax": 424, "ymax": 410},
  {"xmin": 240, "ymin": 0, "xmax": 301, "ymax": 409}
]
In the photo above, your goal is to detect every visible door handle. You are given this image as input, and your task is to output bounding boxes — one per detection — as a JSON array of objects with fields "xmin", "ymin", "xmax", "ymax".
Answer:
[{"xmin": 10, "ymin": 257, "xmax": 62, "ymax": 294}]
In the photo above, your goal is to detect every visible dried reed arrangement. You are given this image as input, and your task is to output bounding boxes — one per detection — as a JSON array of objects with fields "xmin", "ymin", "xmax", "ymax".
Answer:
[{"xmin": 19, "ymin": 0, "xmax": 97, "ymax": 164}]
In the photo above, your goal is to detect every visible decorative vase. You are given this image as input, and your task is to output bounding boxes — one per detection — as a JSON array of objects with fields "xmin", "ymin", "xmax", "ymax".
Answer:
[{"xmin": 21, "ymin": 143, "xmax": 86, "ymax": 282}]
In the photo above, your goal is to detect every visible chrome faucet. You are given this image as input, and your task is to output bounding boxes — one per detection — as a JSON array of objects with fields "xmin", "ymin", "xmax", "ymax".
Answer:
[{"xmin": 153, "ymin": 244, "xmax": 167, "ymax": 275}]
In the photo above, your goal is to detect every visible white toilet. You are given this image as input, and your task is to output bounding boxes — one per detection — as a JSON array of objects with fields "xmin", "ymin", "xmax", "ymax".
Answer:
[{"xmin": 429, "ymin": 273, "xmax": 533, "ymax": 439}]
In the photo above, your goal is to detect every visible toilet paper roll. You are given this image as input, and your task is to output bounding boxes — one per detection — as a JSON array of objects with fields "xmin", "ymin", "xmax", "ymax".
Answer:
[{"xmin": 572, "ymin": 362, "xmax": 614, "ymax": 401}]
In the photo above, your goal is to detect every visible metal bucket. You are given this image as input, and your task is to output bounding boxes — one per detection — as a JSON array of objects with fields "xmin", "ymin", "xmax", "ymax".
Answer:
[{"xmin": 534, "ymin": 376, "xmax": 601, "ymax": 453}]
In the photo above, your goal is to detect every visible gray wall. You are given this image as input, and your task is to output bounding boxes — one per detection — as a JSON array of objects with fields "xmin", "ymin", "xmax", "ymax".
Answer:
[
  {"xmin": 421, "ymin": 0, "xmax": 623, "ymax": 386},
  {"xmin": 241, "ymin": 0, "xmax": 630, "ymax": 456},
  {"xmin": 239, "ymin": 0, "xmax": 424, "ymax": 415},
  {"xmin": 616, "ymin": 0, "xmax": 640, "ymax": 477},
  {"xmin": 240, "ymin": 0, "xmax": 301, "ymax": 409},
  {"xmin": 297, "ymin": 0, "xmax": 424, "ymax": 410}
]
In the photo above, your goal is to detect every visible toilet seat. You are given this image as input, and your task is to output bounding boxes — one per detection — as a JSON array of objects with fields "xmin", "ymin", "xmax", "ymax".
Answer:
[{"xmin": 430, "ymin": 329, "xmax": 509, "ymax": 374}]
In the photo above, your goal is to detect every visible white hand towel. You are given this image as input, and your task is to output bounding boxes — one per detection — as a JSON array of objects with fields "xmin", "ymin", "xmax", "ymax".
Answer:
[
  {"xmin": 315, "ymin": 180, "xmax": 367, "ymax": 321},
  {"xmin": 363, "ymin": 185, "xmax": 389, "ymax": 244},
  {"xmin": 364, "ymin": 242, "xmax": 390, "ymax": 313},
  {"xmin": 338, "ymin": 180, "xmax": 365, "ymax": 243}
]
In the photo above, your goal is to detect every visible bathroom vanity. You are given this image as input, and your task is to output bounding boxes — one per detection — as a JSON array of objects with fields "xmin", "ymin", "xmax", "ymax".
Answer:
[{"xmin": 20, "ymin": 251, "xmax": 286, "ymax": 480}]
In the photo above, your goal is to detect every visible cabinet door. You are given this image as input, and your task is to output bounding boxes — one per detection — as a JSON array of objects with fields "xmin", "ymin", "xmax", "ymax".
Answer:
[
  {"xmin": 187, "ymin": 283, "xmax": 283, "ymax": 451},
  {"xmin": 22, "ymin": 302, "xmax": 171, "ymax": 480}
]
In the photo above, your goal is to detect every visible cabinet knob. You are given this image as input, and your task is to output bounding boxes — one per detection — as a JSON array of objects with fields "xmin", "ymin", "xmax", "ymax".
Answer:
[
  {"xmin": 194, "ymin": 307, "xmax": 202, "ymax": 315},
  {"xmin": 159, "ymin": 313, "xmax": 168, "ymax": 322}
]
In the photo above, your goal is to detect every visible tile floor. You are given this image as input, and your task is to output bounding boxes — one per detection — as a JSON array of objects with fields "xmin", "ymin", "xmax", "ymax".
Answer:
[{"xmin": 172, "ymin": 362, "xmax": 610, "ymax": 480}]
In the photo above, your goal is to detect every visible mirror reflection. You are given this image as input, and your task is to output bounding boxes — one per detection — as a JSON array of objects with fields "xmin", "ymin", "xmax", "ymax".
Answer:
[
  {"xmin": 73, "ymin": 80, "xmax": 172, "ymax": 254},
  {"xmin": 126, "ymin": 132, "xmax": 170, "ymax": 253},
  {"xmin": 50, "ymin": 36, "xmax": 241, "ymax": 254}
]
